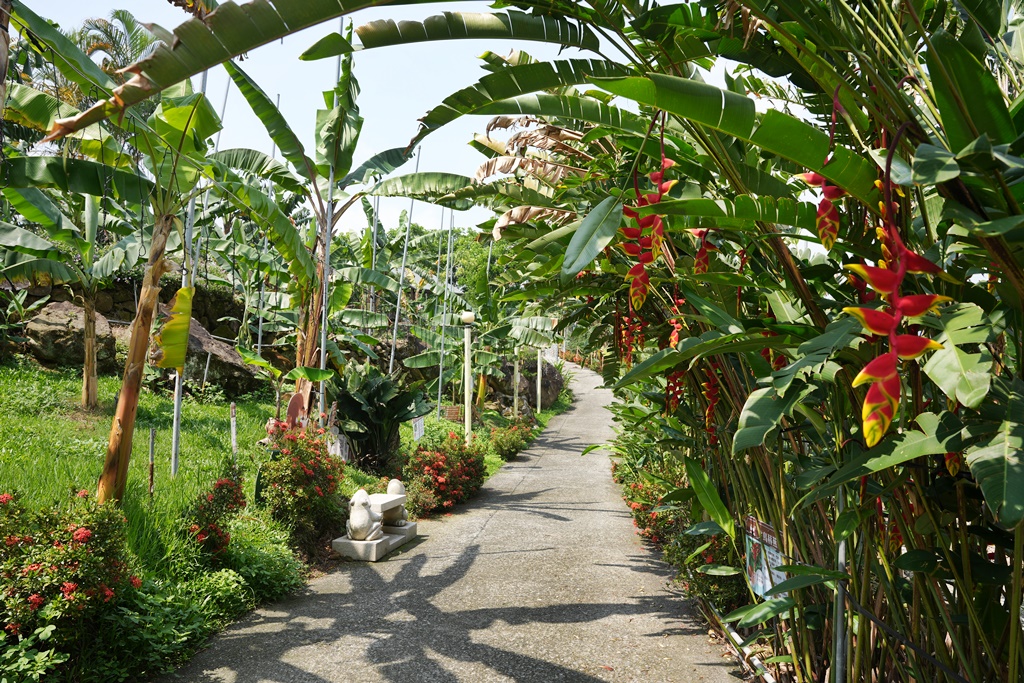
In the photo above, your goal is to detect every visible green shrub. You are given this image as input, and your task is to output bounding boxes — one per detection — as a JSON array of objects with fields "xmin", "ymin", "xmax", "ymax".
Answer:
[
  {"xmin": 221, "ymin": 515, "xmax": 305, "ymax": 603},
  {"xmin": 259, "ymin": 427, "xmax": 345, "ymax": 558},
  {"xmin": 74, "ymin": 579, "xmax": 208, "ymax": 682},
  {"xmin": 487, "ymin": 424, "xmax": 529, "ymax": 460},
  {"xmin": 180, "ymin": 569, "xmax": 255, "ymax": 629}
]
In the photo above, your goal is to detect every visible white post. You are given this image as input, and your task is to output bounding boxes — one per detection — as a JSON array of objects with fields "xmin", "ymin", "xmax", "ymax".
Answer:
[
  {"xmin": 537, "ymin": 348, "xmax": 543, "ymax": 411},
  {"xmin": 513, "ymin": 353, "xmax": 519, "ymax": 419},
  {"xmin": 171, "ymin": 69, "xmax": 209, "ymax": 478},
  {"xmin": 462, "ymin": 311, "xmax": 475, "ymax": 445},
  {"xmin": 320, "ymin": 24, "xmax": 343, "ymax": 425}
]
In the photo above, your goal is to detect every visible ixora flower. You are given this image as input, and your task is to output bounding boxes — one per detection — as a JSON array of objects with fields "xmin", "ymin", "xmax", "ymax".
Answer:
[{"xmin": 0, "ymin": 492, "xmax": 12, "ymax": 505}]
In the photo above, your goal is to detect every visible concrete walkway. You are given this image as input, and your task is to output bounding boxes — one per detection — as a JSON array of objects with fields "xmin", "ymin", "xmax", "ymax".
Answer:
[{"xmin": 159, "ymin": 365, "xmax": 742, "ymax": 683}]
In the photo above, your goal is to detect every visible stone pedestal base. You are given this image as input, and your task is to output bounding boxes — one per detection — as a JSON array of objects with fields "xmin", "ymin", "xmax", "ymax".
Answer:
[{"xmin": 332, "ymin": 522, "xmax": 418, "ymax": 562}]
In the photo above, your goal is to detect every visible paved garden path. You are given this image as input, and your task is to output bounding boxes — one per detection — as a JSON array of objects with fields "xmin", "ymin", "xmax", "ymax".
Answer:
[{"xmin": 160, "ymin": 365, "xmax": 742, "ymax": 683}]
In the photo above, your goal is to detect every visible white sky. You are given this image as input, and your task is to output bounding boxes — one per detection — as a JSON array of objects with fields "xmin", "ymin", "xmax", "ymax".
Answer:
[{"xmin": 24, "ymin": 1, "xmax": 576, "ymax": 234}]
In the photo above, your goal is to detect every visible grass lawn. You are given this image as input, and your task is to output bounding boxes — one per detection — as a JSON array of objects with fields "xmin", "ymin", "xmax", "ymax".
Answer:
[{"xmin": 0, "ymin": 356, "xmax": 276, "ymax": 572}]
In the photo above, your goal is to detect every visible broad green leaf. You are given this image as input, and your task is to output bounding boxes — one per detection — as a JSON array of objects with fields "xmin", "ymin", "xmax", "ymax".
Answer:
[
  {"xmin": 966, "ymin": 380, "xmax": 1024, "ymax": 527},
  {"xmin": 404, "ymin": 351, "xmax": 441, "ymax": 369},
  {"xmin": 4, "ymin": 83, "xmax": 78, "ymax": 133},
  {"xmin": 733, "ymin": 384, "xmax": 816, "ymax": 453},
  {"xmin": 338, "ymin": 309, "xmax": 389, "ymax": 328},
  {"xmin": 926, "ymin": 29, "xmax": 1016, "ymax": 153},
  {"xmin": 0, "ymin": 156, "xmax": 153, "ymax": 205},
  {"xmin": 0, "ymin": 223, "xmax": 61, "ymax": 259},
  {"xmin": 475, "ymin": 94, "xmax": 649, "ymax": 137},
  {"xmin": 696, "ymin": 564, "xmax": 742, "ymax": 576},
  {"xmin": 209, "ymin": 148, "xmax": 305, "ymax": 194},
  {"xmin": 409, "ymin": 59, "xmax": 629, "ymax": 149},
  {"xmin": 285, "ymin": 366, "xmax": 335, "ymax": 382},
  {"xmin": 764, "ymin": 574, "xmax": 835, "ymax": 597},
  {"xmin": 645, "ymin": 196, "xmax": 817, "ymax": 231},
  {"xmin": 893, "ymin": 550, "xmax": 940, "ymax": 573},
  {"xmin": 723, "ymin": 597, "xmax": 796, "ymax": 628},
  {"xmin": 561, "ymin": 197, "xmax": 623, "ymax": 284},
  {"xmin": 772, "ymin": 318, "xmax": 862, "ymax": 397},
  {"xmin": 913, "ymin": 144, "xmax": 960, "ymax": 184},
  {"xmin": 339, "ymin": 147, "xmax": 412, "ymax": 188},
  {"xmin": 225, "ymin": 60, "xmax": 316, "ymax": 180},
  {"xmin": 833, "ymin": 508, "xmax": 862, "ymax": 542},
  {"xmin": 369, "ymin": 172, "xmax": 476, "ymax": 210},
  {"xmin": 149, "ymin": 287, "xmax": 194, "ymax": 374},
  {"xmin": 684, "ymin": 456, "xmax": 735, "ymax": 540},
  {"xmin": 321, "ymin": 11, "xmax": 600, "ymax": 57},
  {"xmin": 40, "ymin": 0, "xmax": 391, "ymax": 138},
  {"xmin": 595, "ymin": 73, "xmax": 879, "ymax": 203},
  {"xmin": 613, "ymin": 348, "xmax": 682, "ymax": 389},
  {"xmin": 335, "ymin": 266, "xmax": 399, "ymax": 293}
]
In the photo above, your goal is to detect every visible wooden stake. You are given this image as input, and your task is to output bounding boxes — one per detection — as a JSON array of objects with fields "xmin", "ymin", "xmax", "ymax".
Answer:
[{"xmin": 148, "ymin": 427, "xmax": 155, "ymax": 499}]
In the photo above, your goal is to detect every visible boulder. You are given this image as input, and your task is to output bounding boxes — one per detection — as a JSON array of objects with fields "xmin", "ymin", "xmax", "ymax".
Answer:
[
  {"xmin": 25, "ymin": 301, "xmax": 118, "ymax": 373},
  {"xmin": 491, "ymin": 357, "xmax": 563, "ymax": 410},
  {"xmin": 182, "ymin": 317, "xmax": 261, "ymax": 398}
]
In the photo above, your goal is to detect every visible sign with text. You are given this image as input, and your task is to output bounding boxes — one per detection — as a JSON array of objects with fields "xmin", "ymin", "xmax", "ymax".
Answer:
[
  {"xmin": 412, "ymin": 416, "xmax": 425, "ymax": 441},
  {"xmin": 745, "ymin": 516, "xmax": 787, "ymax": 598}
]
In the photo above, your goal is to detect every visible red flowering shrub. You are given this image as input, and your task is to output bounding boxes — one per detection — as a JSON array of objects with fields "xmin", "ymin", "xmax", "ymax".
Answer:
[
  {"xmin": 187, "ymin": 466, "xmax": 246, "ymax": 558},
  {"xmin": 259, "ymin": 428, "xmax": 345, "ymax": 556},
  {"xmin": 403, "ymin": 431, "xmax": 485, "ymax": 515},
  {"xmin": 0, "ymin": 491, "xmax": 141, "ymax": 650},
  {"xmin": 488, "ymin": 424, "xmax": 529, "ymax": 461}
]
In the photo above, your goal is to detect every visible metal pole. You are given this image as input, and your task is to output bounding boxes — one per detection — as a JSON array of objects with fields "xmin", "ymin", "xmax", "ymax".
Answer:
[
  {"xmin": 319, "ymin": 28, "xmax": 343, "ymax": 424},
  {"xmin": 537, "ymin": 348, "xmax": 543, "ymax": 411},
  {"xmin": 230, "ymin": 402, "xmax": 238, "ymax": 465},
  {"xmin": 834, "ymin": 490, "xmax": 848, "ymax": 683},
  {"xmin": 464, "ymin": 321, "xmax": 472, "ymax": 445},
  {"xmin": 213, "ymin": 76, "xmax": 231, "ymax": 153},
  {"xmin": 171, "ymin": 69, "xmax": 208, "ymax": 477},
  {"xmin": 388, "ymin": 147, "xmax": 422, "ymax": 374},
  {"xmin": 513, "ymin": 354, "xmax": 519, "ymax": 418},
  {"xmin": 434, "ymin": 207, "xmax": 448, "ymax": 416},
  {"xmin": 437, "ymin": 211, "xmax": 455, "ymax": 417}
]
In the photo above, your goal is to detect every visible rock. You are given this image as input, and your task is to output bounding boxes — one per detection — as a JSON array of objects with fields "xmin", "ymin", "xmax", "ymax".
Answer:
[
  {"xmin": 182, "ymin": 316, "xmax": 261, "ymax": 398},
  {"xmin": 490, "ymin": 358, "xmax": 562, "ymax": 409},
  {"xmin": 94, "ymin": 291, "xmax": 114, "ymax": 315},
  {"xmin": 25, "ymin": 301, "xmax": 118, "ymax": 373},
  {"xmin": 49, "ymin": 288, "xmax": 72, "ymax": 303}
]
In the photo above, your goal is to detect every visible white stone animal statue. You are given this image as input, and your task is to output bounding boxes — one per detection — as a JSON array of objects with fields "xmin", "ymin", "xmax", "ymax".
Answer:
[
  {"xmin": 347, "ymin": 489, "xmax": 383, "ymax": 541},
  {"xmin": 382, "ymin": 479, "xmax": 409, "ymax": 527}
]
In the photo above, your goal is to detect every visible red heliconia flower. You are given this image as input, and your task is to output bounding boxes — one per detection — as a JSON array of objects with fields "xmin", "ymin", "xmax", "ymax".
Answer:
[
  {"xmin": 887, "ymin": 520, "xmax": 903, "ymax": 554},
  {"xmin": 816, "ymin": 199, "xmax": 840, "ymax": 251},
  {"xmin": 845, "ymin": 264, "xmax": 899, "ymax": 295},
  {"xmin": 621, "ymin": 242, "xmax": 643, "ymax": 256},
  {"xmin": 694, "ymin": 245, "xmax": 710, "ymax": 274},
  {"xmin": 944, "ymin": 452, "xmax": 962, "ymax": 477},
  {"xmin": 796, "ymin": 172, "xmax": 826, "ymax": 186},
  {"xmin": 843, "ymin": 307, "xmax": 899, "ymax": 336},
  {"xmin": 900, "ymin": 249, "xmax": 942, "ymax": 274},
  {"xmin": 852, "ymin": 353, "xmax": 898, "ymax": 387},
  {"xmin": 862, "ymin": 374, "xmax": 900, "ymax": 448},
  {"xmin": 823, "ymin": 185, "xmax": 847, "ymax": 200},
  {"xmin": 896, "ymin": 294, "xmax": 951, "ymax": 317},
  {"xmin": 620, "ymin": 226, "xmax": 642, "ymax": 240},
  {"xmin": 892, "ymin": 334, "xmax": 943, "ymax": 359}
]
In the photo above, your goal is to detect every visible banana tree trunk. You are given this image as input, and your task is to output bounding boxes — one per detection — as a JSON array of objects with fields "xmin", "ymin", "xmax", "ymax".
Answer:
[
  {"xmin": 82, "ymin": 293, "xmax": 97, "ymax": 410},
  {"xmin": 97, "ymin": 214, "xmax": 174, "ymax": 504}
]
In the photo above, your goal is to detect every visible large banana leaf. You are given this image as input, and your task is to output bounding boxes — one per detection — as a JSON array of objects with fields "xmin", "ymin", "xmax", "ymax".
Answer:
[
  {"xmin": 368, "ymin": 172, "xmax": 476, "ymax": 209},
  {"xmin": 0, "ymin": 253, "xmax": 76, "ymax": 286},
  {"xmin": 335, "ymin": 266, "xmax": 399, "ymax": 293},
  {"xmin": 223, "ymin": 60, "xmax": 316, "ymax": 181},
  {"xmin": 37, "ymin": 0, "xmax": 396, "ymax": 140},
  {"xmin": 339, "ymin": 147, "xmax": 412, "ymax": 188},
  {"xmin": 595, "ymin": 74, "xmax": 880, "ymax": 204},
  {"xmin": 0, "ymin": 223, "xmax": 64, "ymax": 260},
  {"xmin": 301, "ymin": 10, "xmax": 601, "ymax": 60},
  {"xmin": 409, "ymin": 60, "xmax": 631, "ymax": 149},
  {"xmin": 649, "ymin": 196, "xmax": 818, "ymax": 232},
  {"xmin": 3, "ymin": 188, "xmax": 86, "ymax": 248},
  {"xmin": 4, "ymin": 83, "xmax": 78, "ymax": 132},
  {"xmin": 473, "ymin": 94, "xmax": 649, "ymax": 136},
  {"xmin": 0, "ymin": 157, "xmax": 152, "ymax": 205},
  {"xmin": 208, "ymin": 148, "xmax": 306, "ymax": 194}
]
